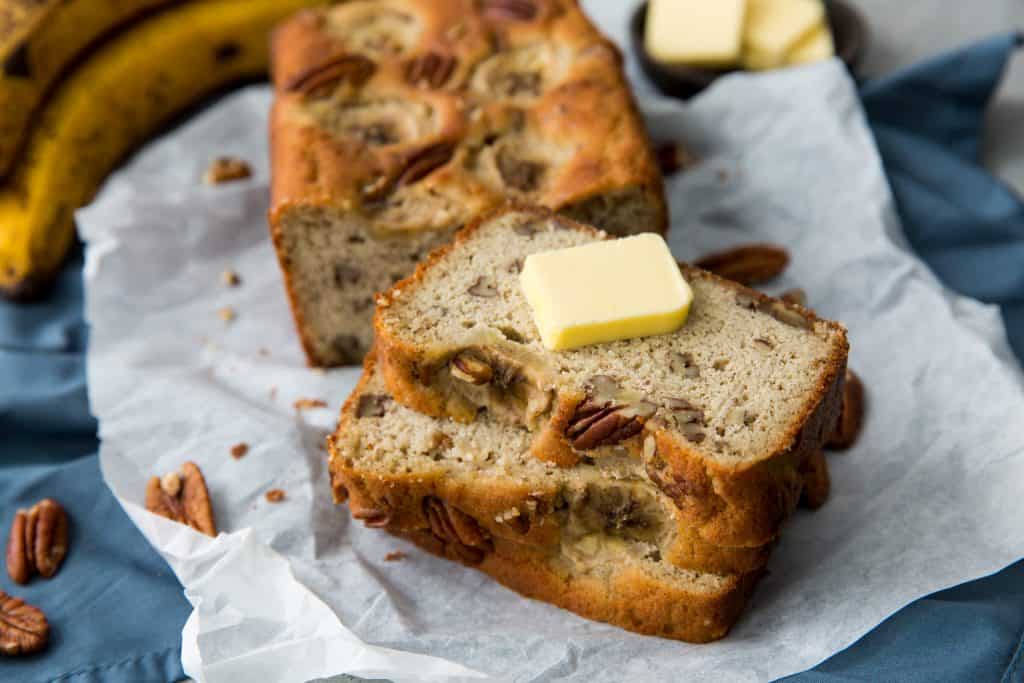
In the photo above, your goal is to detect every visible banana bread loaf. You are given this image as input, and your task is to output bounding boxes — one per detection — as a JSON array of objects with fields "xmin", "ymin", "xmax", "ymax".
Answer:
[
  {"xmin": 269, "ymin": 0, "xmax": 666, "ymax": 366},
  {"xmin": 329, "ymin": 354, "xmax": 765, "ymax": 641},
  {"xmin": 374, "ymin": 207, "xmax": 849, "ymax": 548}
]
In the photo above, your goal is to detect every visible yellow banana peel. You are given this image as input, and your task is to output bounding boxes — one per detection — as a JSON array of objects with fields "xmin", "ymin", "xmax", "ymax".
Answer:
[
  {"xmin": 0, "ymin": 0, "xmax": 176, "ymax": 179},
  {"xmin": 0, "ymin": 0, "xmax": 324, "ymax": 299}
]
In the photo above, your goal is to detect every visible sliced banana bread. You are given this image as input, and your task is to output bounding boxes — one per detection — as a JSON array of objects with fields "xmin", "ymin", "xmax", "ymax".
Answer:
[
  {"xmin": 328, "ymin": 355, "xmax": 766, "ymax": 642},
  {"xmin": 269, "ymin": 0, "xmax": 666, "ymax": 366},
  {"xmin": 374, "ymin": 207, "xmax": 849, "ymax": 548}
]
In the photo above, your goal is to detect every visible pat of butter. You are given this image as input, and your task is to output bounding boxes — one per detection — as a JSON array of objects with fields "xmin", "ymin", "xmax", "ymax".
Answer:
[
  {"xmin": 787, "ymin": 23, "xmax": 835, "ymax": 64},
  {"xmin": 644, "ymin": 0, "xmax": 747, "ymax": 68},
  {"xmin": 744, "ymin": 0, "xmax": 824, "ymax": 64},
  {"xmin": 519, "ymin": 234, "xmax": 693, "ymax": 351}
]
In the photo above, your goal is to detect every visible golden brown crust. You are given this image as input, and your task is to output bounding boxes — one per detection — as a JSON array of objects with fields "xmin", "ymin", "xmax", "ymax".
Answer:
[
  {"xmin": 268, "ymin": 1, "xmax": 666, "ymax": 366},
  {"xmin": 372, "ymin": 207, "xmax": 849, "ymax": 548},
  {"xmin": 392, "ymin": 528, "xmax": 763, "ymax": 643},
  {"xmin": 331, "ymin": 352, "xmax": 770, "ymax": 575}
]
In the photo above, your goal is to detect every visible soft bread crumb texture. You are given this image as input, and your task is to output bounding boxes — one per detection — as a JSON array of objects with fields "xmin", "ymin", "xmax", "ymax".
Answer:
[
  {"xmin": 376, "ymin": 211, "xmax": 847, "ymax": 466},
  {"xmin": 334, "ymin": 364, "xmax": 740, "ymax": 589}
]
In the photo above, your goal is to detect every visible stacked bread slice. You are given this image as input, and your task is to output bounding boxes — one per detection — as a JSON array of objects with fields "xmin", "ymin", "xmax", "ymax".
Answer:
[{"xmin": 329, "ymin": 207, "xmax": 849, "ymax": 641}]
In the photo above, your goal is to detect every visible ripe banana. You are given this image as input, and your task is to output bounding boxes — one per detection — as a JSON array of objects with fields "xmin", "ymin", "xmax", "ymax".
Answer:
[
  {"xmin": 0, "ymin": 0, "xmax": 176, "ymax": 179},
  {"xmin": 0, "ymin": 0, "xmax": 325, "ymax": 299}
]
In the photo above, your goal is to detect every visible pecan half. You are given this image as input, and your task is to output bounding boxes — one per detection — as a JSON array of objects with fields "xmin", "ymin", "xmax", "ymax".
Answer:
[
  {"xmin": 827, "ymin": 369, "xmax": 865, "ymax": 450},
  {"xmin": 6, "ymin": 499, "xmax": 69, "ymax": 584},
  {"xmin": 145, "ymin": 462, "xmax": 217, "ymax": 537},
  {"xmin": 481, "ymin": 0, "xmax": 538, "ymax": 21},
  {"xmin": 0, "ymin": 591, "xmax": 48, "ymax": 656},
  {"xmin": 396, "ymin": 142, "xmax": 455, "ymax": 187},
  {"xmin": 735, "ymin": 291, "xmax": 814, "ymax": 331},
  {"xmin": 404, "ymin": 51, "xmax": 457, "ymax": 88},
  {"xmin": 423, "ymin": 497, "xmax": 492, "ymax": 565},
  {"xmin": 566, "ymin": 377, "xmax": 655, "ymax": 450},
  {"xmin": 695, "ymin": 244, "xmax": 790, "ymax": 285},
  {"xmin": 285, "ymin": 54, "xmax": 376, "ymax": 99},
  {"xmin": 497, "ymin": 150, "xmax": 544, "ymax": 192},
  {"xmin": 450, "ymin": 351, "xmax": 493, "ymax": 385}
]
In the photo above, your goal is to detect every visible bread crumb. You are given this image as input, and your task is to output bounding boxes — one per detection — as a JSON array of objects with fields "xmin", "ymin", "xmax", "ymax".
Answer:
[
  {"xmin": 265, "ymin": 489, "xmax": 286, "ymax": 503},
  {"xmin": 384, "ymin": 551, "xmax": 407, "ymax": 562},
  {"xmin": 218, "ymin": 307, "xmax": 236, "ymax": 322},
  {"xmin": 293, "ymin": 398, "xmax": 327, "ymax": 410},
  {"xmin": 257, "ymin": 348, "xmax": 270, "ymax": 357},
  {"xmin": 205, "ymin": 157, "xmax": 252, "ymax": 185},
  {"xmin": 269, "ymin": 386, "xmax": 278, "ymax": 400},
  {"xmin": 230, "ymin": 442, "xmax": 248, "ymax": 459},
  {"xmin": 222, "ymin": 269, "xmax": 241, "ymax": 287}
]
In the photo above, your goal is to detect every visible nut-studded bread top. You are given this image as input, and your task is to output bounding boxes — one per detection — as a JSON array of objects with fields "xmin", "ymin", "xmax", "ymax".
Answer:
[
  {"xmin": 269, "ymin": 0, "xmax": 666, "ymax": 234},
  {"xmin": 374, "ymin": 208, "xmax": 848, "ymax": 471},
  {"xmin": 330, "ymin": 354, "xmax": 771, "ymax": 575}
]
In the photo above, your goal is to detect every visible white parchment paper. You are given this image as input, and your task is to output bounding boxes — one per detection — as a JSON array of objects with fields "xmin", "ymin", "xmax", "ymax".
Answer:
[{"xmin": 80, "ymin": 49, "xmax": 1024, "ymax": 683}]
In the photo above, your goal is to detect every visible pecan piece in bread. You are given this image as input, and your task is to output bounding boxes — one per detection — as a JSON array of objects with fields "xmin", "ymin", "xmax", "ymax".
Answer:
[
  {"xmin": 285, "ymin": 54, "xmax": 376, "ymax": 99},
  {"xmin": 423, "ymin": 497, "xmax": 493, "ymax": 565}
]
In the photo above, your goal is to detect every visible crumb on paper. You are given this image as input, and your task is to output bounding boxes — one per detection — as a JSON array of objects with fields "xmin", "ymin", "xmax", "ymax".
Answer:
[
  {"xmin": 269, "ymin": 386, "xmax": 278, "ymax": 400},
  {"xmin": 293, "ymin": 398, "xmax": 327, "ymax": 411},
  {"xmin": 257, "ymin": 348, "xmax": 270, "ymax": 357},
  {"xmin": 384, "ymin": 551, "xmax": 407, "ymax": 562},
  {"xmin": 218, "ymin": 306, "xmax": 236, "ymax": 322},
  {"xmin": 311, "ymin": 367, "xmax": 326, "ymax": 375},
  {"xmin": 230, "ymin": 442, "xmax": 249, "ymax": 459},
  {"xmin": 222, "ymin": 269, "xmax": 241, "ymax": 287},
  {"xmin": 204, "ymin": 156, "xmax": 252, "ymax": 185},
  {"xmin": 265, "ymin": 489, "xmax": 286, "ymax": 503}
]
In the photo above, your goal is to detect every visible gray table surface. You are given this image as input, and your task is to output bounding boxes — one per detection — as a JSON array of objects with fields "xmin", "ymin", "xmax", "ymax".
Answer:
[{"xmin": 585, "ymin": 0, "xmax": 1024, "ymax": 193}]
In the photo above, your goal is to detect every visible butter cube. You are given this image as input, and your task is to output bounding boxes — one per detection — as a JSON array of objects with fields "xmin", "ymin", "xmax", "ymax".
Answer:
[
  {"xmin": 519, "ymin": 234, "xmax": 693, "ymax": 351},
  {"xmin": 744, "ymin": 0, "xmax": 824, "ymax": 65},
  {"xmin": 787, "ymin": 23, "xmax": 835, "ymax": 65},
  {"xmin": 644, "ymin": 0, "xmax": 747, "ymax": 69}
]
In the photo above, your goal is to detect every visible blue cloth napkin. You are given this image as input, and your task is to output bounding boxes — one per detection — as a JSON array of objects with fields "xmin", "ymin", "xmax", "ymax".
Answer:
[
  {"xmin": 1, "ymin": 35, "xmax": 1023, "ymax": 683},
  {"xmin": 787, "ymin": 33, "xmax": 1024, "ymax": 683},
  {"xmin": 0, "ymin": 249, "xmax": 190, "ymax": 683}
]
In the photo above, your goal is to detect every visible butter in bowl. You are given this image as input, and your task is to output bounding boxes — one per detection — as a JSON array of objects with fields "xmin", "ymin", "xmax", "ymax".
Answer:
[{"xmin": 631, "ymin": 0, "xmax": 867, "ymax": 98}]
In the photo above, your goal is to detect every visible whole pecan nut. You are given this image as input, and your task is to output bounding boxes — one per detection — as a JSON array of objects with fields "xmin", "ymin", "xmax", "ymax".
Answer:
[
  {"xmin": 6, "ymin": 499, "xmax": 69, "ymax": 584},
  {"xmin": 695, "ymin": 244, "xmax": 790, "ymax": 286},
  {"xmin": 145, "ymin": 462, "xmax": 217, "ymax": 537},
  {"xmin": 0, "ymin": 590, "xmax": 49, "ymax": 656},
  {"xmin": 826, "ymin": 369, "xmax": 865, "ymax": 450}
]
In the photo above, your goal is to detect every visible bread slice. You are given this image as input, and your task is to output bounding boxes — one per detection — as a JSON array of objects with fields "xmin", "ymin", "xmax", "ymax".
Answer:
[
  {"xmin": 328, "ymin": 355, "xmax": 765, "ymax": 642},
  {"xmin": 268, "ymin": 1, "xmax": 667, "ymax": 367},
  {"xmin": 374, "ymin": 207, "xmax": 849, "ymax": 548}
]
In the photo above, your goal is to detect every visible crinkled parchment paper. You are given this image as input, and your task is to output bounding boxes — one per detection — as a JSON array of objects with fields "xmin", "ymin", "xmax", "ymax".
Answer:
[{"xmin": 79, "ymin": 23, "xmax": 1024, "ymax": 683}]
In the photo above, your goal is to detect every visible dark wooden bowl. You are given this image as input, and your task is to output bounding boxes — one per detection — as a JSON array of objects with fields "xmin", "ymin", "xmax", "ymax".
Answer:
[{"xmin": 631, "ymin": 0, "xmax": 868, "ymax": 99}]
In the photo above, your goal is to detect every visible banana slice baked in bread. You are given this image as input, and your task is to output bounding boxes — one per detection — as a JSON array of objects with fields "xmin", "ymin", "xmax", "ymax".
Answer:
[
  {"xmin": 328, "ymin": 355, "xmax": 765, "ymax": 642},
  {"xmin": 373, "ymin": 207, "xmax": 849, "ymax": 548},
  {"xmin": 269, "ymin": 0, "xmax": 667, "ymax": 367}
]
